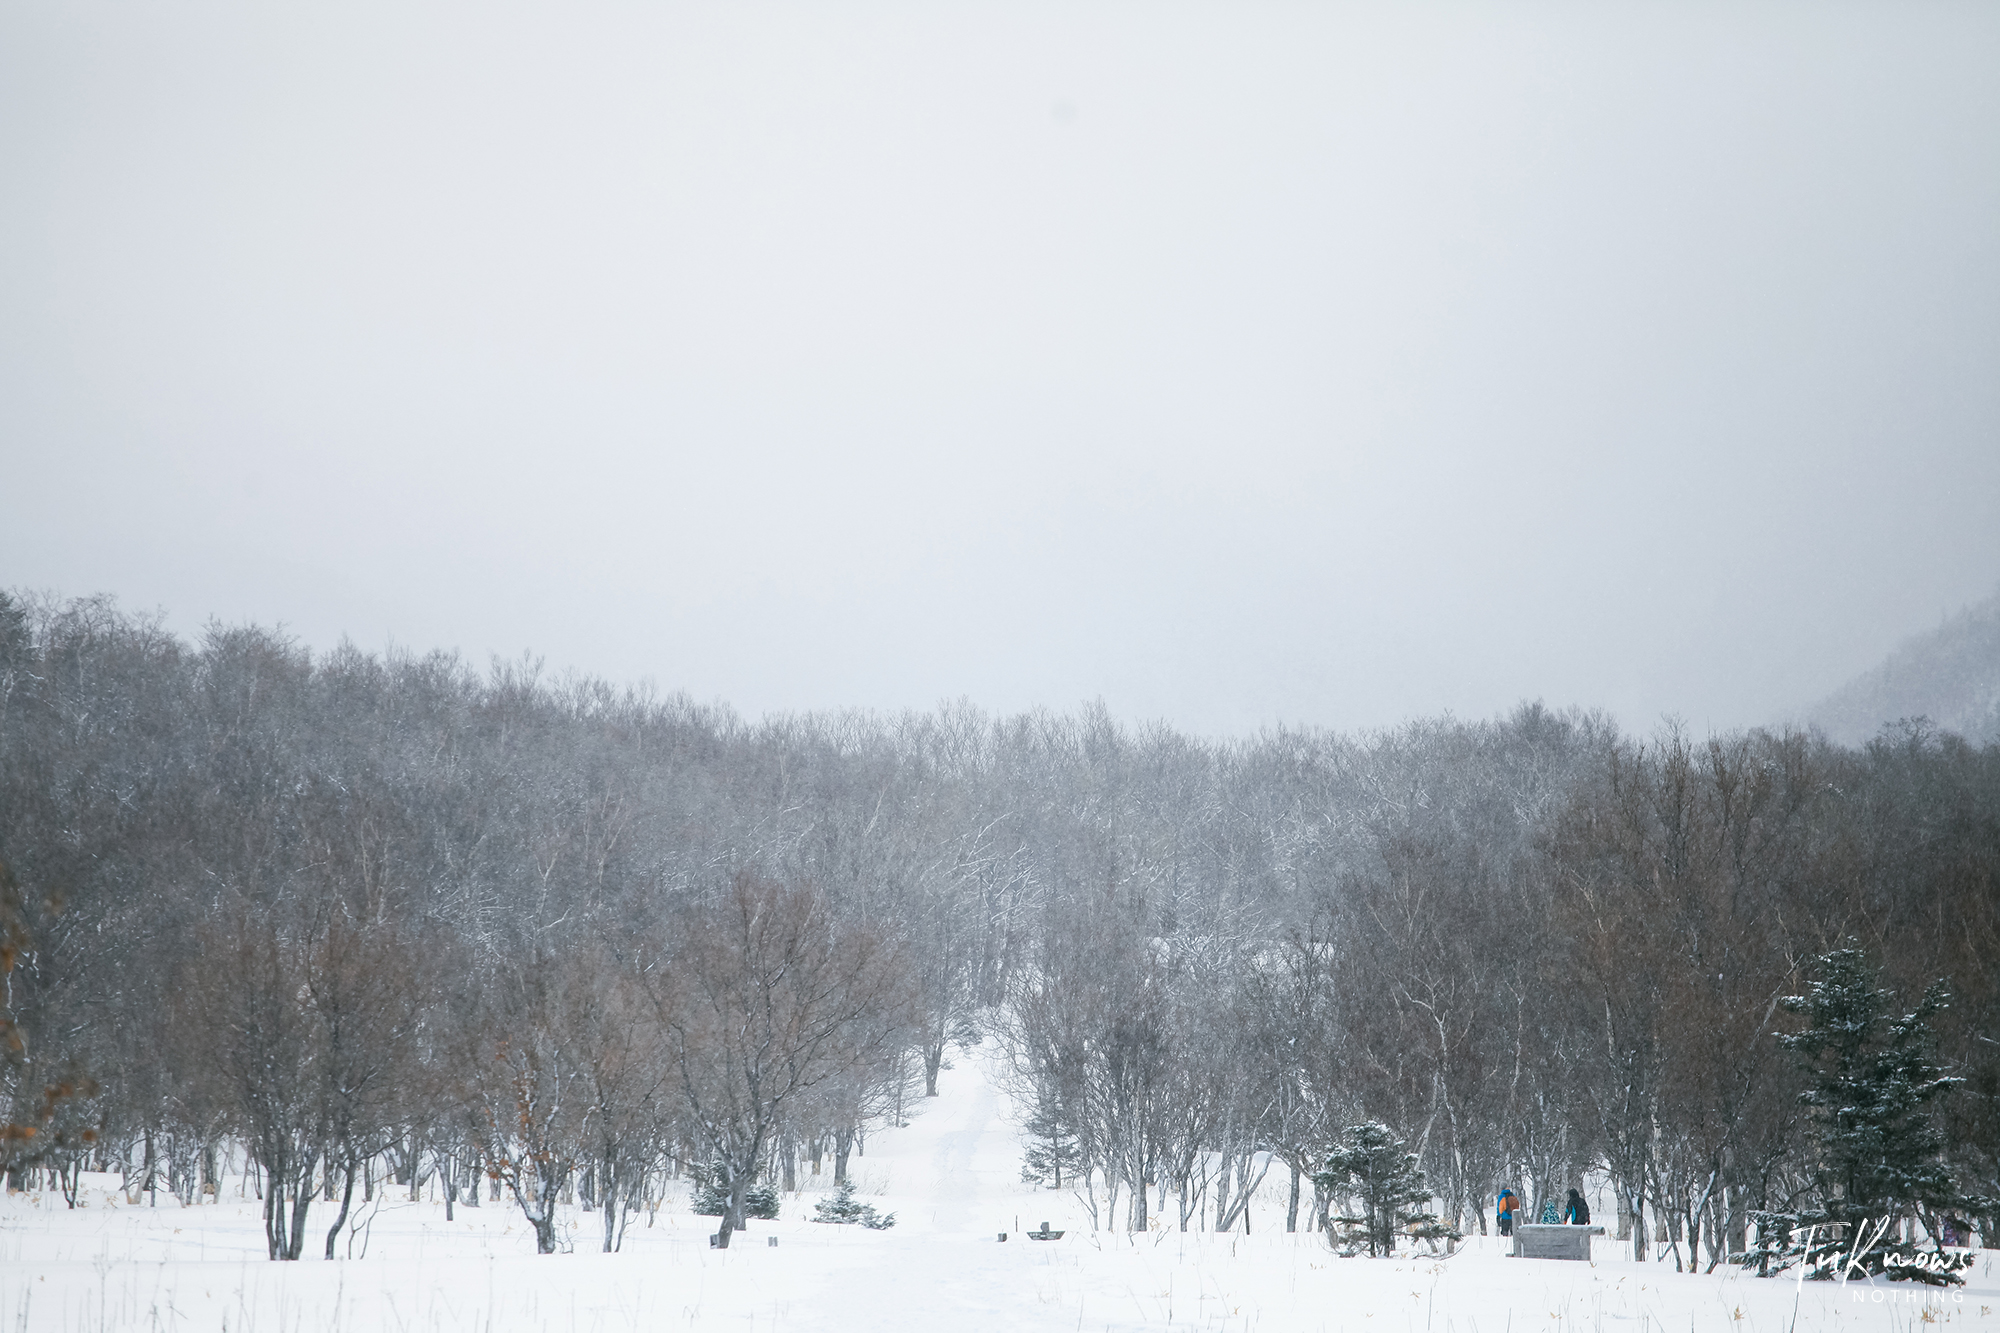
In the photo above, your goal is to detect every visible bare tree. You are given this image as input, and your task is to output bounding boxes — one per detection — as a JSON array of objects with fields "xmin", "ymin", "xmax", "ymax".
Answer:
[
  {"xmin": 186, "ymin": 915, "xmax": 324, "ymax": 1260},
  {"xmin": 304, "ymin": 908, "xmax": 422, "ymax": 1258},
  {"xmin": 461, "ymin": 951, "xmax": 587, "ymax": 1255},
  {"xmin": 649, "ymin": 874, "xmax": 911, "ymax": 1248},
  {"xmin": 568, "ymin": 939, "xmax": 673, "ymax": 1252}
]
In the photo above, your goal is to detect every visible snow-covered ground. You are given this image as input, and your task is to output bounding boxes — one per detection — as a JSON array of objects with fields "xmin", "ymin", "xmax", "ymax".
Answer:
[{"xmin": 4, "ymin": 1053, "xmax": 1994, "ymax": 1331}]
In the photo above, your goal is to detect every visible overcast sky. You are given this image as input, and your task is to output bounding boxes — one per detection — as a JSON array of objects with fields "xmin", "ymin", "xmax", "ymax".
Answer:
[{"xmin": 4, "ymin": 1, "xmax": 1997, "ymax": 738}]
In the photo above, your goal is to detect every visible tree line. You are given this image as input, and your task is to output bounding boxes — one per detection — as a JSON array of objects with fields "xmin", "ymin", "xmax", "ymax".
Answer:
[{"xmin": 1, "ymin": 592, "xmax": 1995, "ymax": 1264}]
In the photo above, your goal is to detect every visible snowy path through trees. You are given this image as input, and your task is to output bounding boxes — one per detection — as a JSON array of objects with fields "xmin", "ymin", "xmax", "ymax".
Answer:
[{"xmin": 906, "ymin": 1053, "xmax": 1025, "ymax": 1233}]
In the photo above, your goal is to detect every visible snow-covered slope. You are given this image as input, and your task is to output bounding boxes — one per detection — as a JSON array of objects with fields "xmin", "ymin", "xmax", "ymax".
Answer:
[
  {"xmin": 1809, "ymin": 586, "xmax": 2000, "ymax": 745},
  {"xmin": 3, "ymin": 1050, "xmax": 1992, "ymax": 1330}
]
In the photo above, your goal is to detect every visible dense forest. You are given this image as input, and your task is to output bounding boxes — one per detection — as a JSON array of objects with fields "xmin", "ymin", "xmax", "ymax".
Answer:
[{"xmin": 2, "ymin": 591, "xmax": 1996, "ymax": 1266}]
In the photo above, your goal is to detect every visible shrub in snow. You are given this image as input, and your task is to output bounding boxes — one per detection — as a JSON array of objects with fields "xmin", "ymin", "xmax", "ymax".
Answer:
[
  {"xmin": 812, "ymin": 1178, "xmax": 895, "ymax": 1229},
  {"xmin": 690, "ymin": 1163, "xmax": 778, "ymax": 1220},
  {"xmin": 1314, "ymin": 1122, "xmax": 1458, "ymax": 1258}
]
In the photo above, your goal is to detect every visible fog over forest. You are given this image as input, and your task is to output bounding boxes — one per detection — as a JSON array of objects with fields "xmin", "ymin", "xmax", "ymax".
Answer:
[
  {"xmin": 5, "ymin": 2, "xmax": 1998, "ymax": 737},
  {"xmin": 1, "ymin": 590, "xmax": 1994, "ymax": 1265}
]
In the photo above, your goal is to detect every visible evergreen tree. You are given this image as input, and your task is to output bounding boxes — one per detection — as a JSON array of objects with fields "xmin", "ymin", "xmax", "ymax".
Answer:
[
  {"xmin": 811, "ymin": 1177, "xmax": 895, "ymax": 1229},
  {"xmin": 1749, "ymin": 946, "xmax": 1973, "ymax": 1284},
  {"xmin": 1781, "ymin": 947, "xmax": 1960, "ymax": 1219},
  {"xmin": 1314, "ymin": 1122, "xmax": 1457, "ymax": 1257},
  {"xmin": 1018, "ymin": 1089, "xmax": 1083, "ymax": 1189}
]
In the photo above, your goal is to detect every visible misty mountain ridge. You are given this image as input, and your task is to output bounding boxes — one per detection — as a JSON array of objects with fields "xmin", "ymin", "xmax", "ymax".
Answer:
[{"xmin": 1809, "ymin": 585, "xmax": 2000, "ymax": 746}]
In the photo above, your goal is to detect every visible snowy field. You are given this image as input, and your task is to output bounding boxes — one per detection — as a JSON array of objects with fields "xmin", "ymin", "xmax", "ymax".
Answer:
[{"xmin": 4, "ymin": 1055, "xmax": 1994, "ymax": 1333}]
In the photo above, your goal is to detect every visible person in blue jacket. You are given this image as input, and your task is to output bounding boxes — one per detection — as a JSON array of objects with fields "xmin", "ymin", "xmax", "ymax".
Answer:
[
  {"xmin": 1496, "ymin": 1186, "xmax": 1521, "ymax": 1237},
  {"xmin": 1563, "ymin": 1189, "xmax": 1591, "ymax": 1225}
]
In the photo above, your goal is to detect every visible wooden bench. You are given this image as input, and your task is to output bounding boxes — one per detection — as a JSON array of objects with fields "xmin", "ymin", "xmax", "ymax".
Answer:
[{"xmin": 1511, "ymin": 1224, "xmax": 1603, "ymax": 1260}]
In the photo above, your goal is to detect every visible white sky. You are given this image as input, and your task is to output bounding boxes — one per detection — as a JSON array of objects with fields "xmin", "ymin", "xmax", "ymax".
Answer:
[{"xmin": 4, "ymin": 1, "xmax": 1998, "ymax": 737}]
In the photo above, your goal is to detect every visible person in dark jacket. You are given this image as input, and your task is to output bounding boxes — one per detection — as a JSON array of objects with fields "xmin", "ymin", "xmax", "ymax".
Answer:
[{"xmin": 1563, "ymin": 1189, "xmax": 1590, "ymax": 1225}]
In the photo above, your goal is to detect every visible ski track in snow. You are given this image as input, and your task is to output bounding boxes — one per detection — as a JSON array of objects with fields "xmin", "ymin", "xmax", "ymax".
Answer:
[{"xmin": 3, "ymin": 1052, "xmax": 1994, "ymax": 1331}]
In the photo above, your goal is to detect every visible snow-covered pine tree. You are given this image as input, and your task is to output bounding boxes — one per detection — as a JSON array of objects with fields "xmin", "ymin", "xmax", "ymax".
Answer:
[
  {"xmin": 1018, "ymin": 1089, "xmax": 1083, "ymax": 1189},
  {"xmin": 811, "ymin": 1177, "xmax": 895, "ymax": 1229},
  {"xmin": 691, "ymin": 1163, "xmax": 778, "ymax": 1220},
  {"xmin": 1748, "ymin": 946, "xmax": 1973, "ymax": 1285},
  {"xmin": 1314, "ymin": 1122, "xmax": 1459, "ymax": 1257}
]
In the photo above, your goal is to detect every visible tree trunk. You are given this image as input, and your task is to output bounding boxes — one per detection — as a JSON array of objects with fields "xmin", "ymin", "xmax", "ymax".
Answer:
[
  {"xmin": 1215, "ymin": 1151, "xmax": 1268, "ymax": 1235},
  {"xmin": 1725, "ymin": 1184, "xmax": 1746, "ymax": 1265},
  {"xmin": 261, "ymin": 1148, "xmax": 316, "ymax": 1261},
  {"xmin": 285, "ymin": 1167, "xmax": 315, "ymax": 1260},
  {"xmin": 923, "ymin": 1043, "xmax": 944, "ymax": 1097},
  {"xmin": 323, "ymin": 1157, "xmax": 356, "ymax": 1259},
  {"xmin": 509, "ymin": 1175, "xmax": 561, "ymax": 1254},
  {"xmin": 1214, "ymin": 1152, "xmax": 1232, "ymax": 1231},
  {"xmin": 600, "ymin": 1155, "xmax": 621, "ymax": 1253},
  {"xmin": 714, "ymin": 1170, "xmax": 742, "ymax": 1250},
  {"xmin": 262, "ymin": 1176, "xmax": 284, "ymax": 1259},
  {"xmin": 833, "ymin": 1126, "xmax": 854, "ymax": 1186},
  {"xmin": 1128, "ymin": 1155, "xmax": 1148, "ymax": 1232},
  {"xmin": 1286, "ymin": 1161, "xmax": 1301, "ymax": 1233}
]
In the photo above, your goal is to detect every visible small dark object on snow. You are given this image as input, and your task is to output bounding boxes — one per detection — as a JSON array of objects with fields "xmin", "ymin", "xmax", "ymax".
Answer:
[
  {"xmin": 1028, "ymin": 1221, "xmax": 1065, "ymax": 1240},
  {"xmin": 998, "ymin": 1232, "xmax": 1007, "ymax": 1241}
]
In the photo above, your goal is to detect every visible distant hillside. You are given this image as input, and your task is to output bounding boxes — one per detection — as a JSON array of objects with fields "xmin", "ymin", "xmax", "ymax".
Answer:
[{"xmin": 1809, "ymin": 586, "xmax": 2000, "ymax": 746}]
